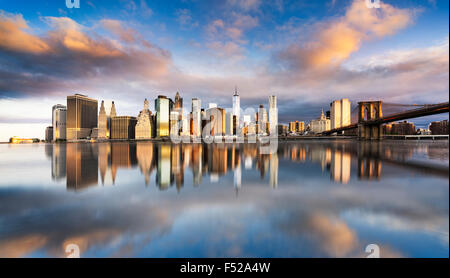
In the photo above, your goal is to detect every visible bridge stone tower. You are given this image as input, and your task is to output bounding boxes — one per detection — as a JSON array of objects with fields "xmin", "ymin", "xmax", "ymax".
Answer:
[{"xmin": 358, "ymin": 101, "xmax": 383, "ymax": 140}]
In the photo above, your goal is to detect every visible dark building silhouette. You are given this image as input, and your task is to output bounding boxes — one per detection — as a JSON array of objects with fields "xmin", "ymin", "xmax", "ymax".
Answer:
[
  {"xmin": 390, "ymin": 121, "xmax": 415, "ymax": 135},
  {"xmin": 429, "ymin": 120, "xmax": 449, "ymax": 135}
]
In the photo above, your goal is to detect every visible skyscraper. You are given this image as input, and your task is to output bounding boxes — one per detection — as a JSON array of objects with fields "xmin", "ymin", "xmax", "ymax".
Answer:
[
  {"xmin": 257, "ymin": 104, "xmax": 268, "ymax": 134},
  {"xmin": 225, "ymin": 112, "xmax": 234, "ymax": 136},
  {"xmin": 331, "ymin": 98, "xmax": 351, "ymax": 129},
  {"xmin": 110, "ymin": 101, "xmax": 117, "ymax": 117},
  {"xmin": 341, "ymin": 98, "xmax": 351, "ymax": 127},
  {"xmin": 268, "ymin": 95, "xmax": 278, "ymax": 135},
  {"xmin": 135, "ymin": 99, "xmax": 153, "ymax": 139},
  {"xmin": 330, "ymin": 100, "xmax": 341, "ymax": 130},
  {"xmin": 52, "ymin": 104, "xmax": 66, "ymax": 141},
  {"xmin": 192, "ymin": 98, "xmax": 202, "ymax": 137},
  {"xmin": 174, "ymin": 92, "xmax": 183, "ymax": 109},
  {"xmin": 66, "ymin": 94, "xmax": 98, "ymax": 140},
  {"xmin": 98, "ymin": 100, "xmax": 108, "ymax": 139},
  {"xmin": 170, "ymin": 111, "xmax": 180, "ymax": 136},
  {"xmin": 206, "ymin": 107, "xmax": 225, "ymax": 136},
  {"xmin": 233, "ymin": 86, "xmax": 240, "ymax": 127},
  {"xmin": 155, "ymin": 95, "xmax": 171, "ymax": 137}
]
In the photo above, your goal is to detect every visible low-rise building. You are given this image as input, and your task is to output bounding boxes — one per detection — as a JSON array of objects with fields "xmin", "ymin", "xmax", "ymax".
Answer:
[
  {"xmin": 310, "ymin": 110, "xmax": 330, "ymax": 134},
  {"xmin": 429, "ymin": 120, "xmax": 449, "ymax": 135},
  {"xmin": 111, "ymin": 116, "xmax": 137, "ymax": 139}
]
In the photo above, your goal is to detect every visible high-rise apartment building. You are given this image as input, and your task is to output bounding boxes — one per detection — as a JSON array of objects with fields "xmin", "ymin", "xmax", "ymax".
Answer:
[
  {"xmin": 257, "ymin": 105, "xmax": 268, "ymax": 134},
  {"xmin": 331, "ymin": 98, "xmax": 351, "ymax": 129},
  {"xmin": 330, "ymin": 100, "xmax": 341, "ymax": 130},
  {"xmin": 192, "ymin": 98, "xmax": 202, "ymax": 137},
  {"xmin": 66, "ymin": 94, "xmax": 98, "ymax": 140},
  {"xmin": 155, "ymin": 95, "xmax": 171, "ymax": 137},
  {"xmin": 341, "ymin": 98, "xmax": 351, "ymax": 127},
  {"xmin": 52, "ymin": 104, "xmax": 66, "ymax": 141},
  {"xmin": 268, "ymin": 95, "xmax": 278, "ymax": 135}
]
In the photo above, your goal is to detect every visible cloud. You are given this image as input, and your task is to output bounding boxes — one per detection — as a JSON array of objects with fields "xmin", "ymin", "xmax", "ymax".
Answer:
[
  {"xmin": 277, "ymin": 0, "xmax": 413, "ymax": 70},
  {"xmin": 0, "ymin": 12, "xmax": 171, "ymax": 97},
  {"xmin": 0, "ymin": 12, "xmax": 50, "ymax": 54},
  {"xmin": 205, "ymin": 12, "xmax": 258, "ymax": 45},
  {"xmin": 175, "ymin": 9, "xmax": 199, "ymax": 29},
  {"xmin": 100, "ymin": 19, "xmax": 137, "ymax": 43},
  {"xmin": 227, "ymin": 0, "xmax": 262, "ymax": 11}
]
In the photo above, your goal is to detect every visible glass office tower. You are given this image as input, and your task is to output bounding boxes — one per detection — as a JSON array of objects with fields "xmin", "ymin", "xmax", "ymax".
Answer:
[{"xmin": 155, "ymin": 95, "xmax": 171, "ymax": 137}]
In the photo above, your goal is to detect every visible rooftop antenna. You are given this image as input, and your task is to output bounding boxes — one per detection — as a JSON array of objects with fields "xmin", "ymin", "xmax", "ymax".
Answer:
[{"xmin": 234, "ymin": 86, "xmax": 239, "ymax": 96}]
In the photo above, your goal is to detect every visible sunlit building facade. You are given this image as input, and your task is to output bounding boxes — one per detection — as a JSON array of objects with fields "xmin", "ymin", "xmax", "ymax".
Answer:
[
  {"xmin": 206, "ymin": 107, "xmax": 225, "ymax": 136},
  {"xmin": 225, "ymin": 112, "xmax": 234, "ymax": 136},
  {"xmin": 111, "ymin": 116, "xmax": 137, "ymax": 139},
  {"xmin": 192, "ymin": 98, "xmax": 202, "ymax": 137},
  {"xmin": 66, "ymin": 94, "xmax": 98, "ymax": 140},
  {"xmin": 52, "ymin": 104, "xmax": 66, "ymax": 141},
  {"xmin": 135, "ymin": 99, "xmax": 153, "ymax": 139},
  {"xmin": 268, "ymin": 95, "xmax": 278, "ymax": 135},
  {"xmin": 170, "ymin": 111, "xmax": 180, "ymax": 136},
  {"xmin": 155, "ymin": 96, "xmax": 171, "ymax": 137},
  {"xmin": 331, "ymin": 98, "xmax": 351, "ymax": 130},
  {"xmin": 257, "ymin": 105, "xmax": 268, "ymax": 134},
  {"xmin": 98, "ymin": 100, "xmax": 109, "ymax": 139},
  {"xmin": 310, "ymin": 110, "xmax": 330, "ymax": 133}
]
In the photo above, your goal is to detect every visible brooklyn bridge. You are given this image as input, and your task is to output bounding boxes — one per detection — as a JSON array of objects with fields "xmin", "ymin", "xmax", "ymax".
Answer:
[{"xmin": 321, "ymin": 101, "xmax": 449, "ymax": 139}]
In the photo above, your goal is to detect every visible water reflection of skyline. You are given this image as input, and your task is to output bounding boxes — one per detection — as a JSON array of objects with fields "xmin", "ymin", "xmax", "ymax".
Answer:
[
  {"xmin": 3, "ymin": 141, "xmax": 448, "ymax": 258},
  {"xmin": 46, "ymin": 141, "xmax": 449, "ymax": 192}
]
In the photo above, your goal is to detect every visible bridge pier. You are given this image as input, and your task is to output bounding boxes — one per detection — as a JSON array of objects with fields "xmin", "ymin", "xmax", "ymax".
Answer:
[
  {"xmin": 358, "ymin": 101, "xmax": 383, "ymax": 140},
  {"xmin": 358, "ymin": 124, "xmax": 383, "ymax": 140}
]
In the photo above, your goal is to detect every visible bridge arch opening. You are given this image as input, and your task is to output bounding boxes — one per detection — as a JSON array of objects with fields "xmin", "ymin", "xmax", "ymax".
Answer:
[
  {"xmin": 364, "ymin": 107, "xmax": 370, "ymax": 121},
  {"xmin": 372, "ymin": 107, "xmax": 378, "ymax": 120}
]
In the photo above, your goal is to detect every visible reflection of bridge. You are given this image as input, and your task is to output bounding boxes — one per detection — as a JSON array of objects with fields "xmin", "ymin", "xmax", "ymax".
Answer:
[{"xmin": 322, "ymin": 101, "xmax": 449, "ymax": 139}]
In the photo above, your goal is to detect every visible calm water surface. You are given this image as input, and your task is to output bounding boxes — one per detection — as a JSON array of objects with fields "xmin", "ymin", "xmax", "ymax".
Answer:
[{"xmin": 0, "ymin": 140, "xmax": 448, "ymax": 258}]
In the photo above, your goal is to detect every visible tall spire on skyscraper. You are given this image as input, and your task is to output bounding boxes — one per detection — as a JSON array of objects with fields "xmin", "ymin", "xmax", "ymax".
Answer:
[
  {"xmin": 100, "ymin": 100, "xmax": 106, "ymax": 114},
  {"xmin": 110, "ymin": 101, "xmax": 117, "ymax": 117},
  {"xmin": 234, "ymin": 86, "xmax": 239, "ymax": 96}
]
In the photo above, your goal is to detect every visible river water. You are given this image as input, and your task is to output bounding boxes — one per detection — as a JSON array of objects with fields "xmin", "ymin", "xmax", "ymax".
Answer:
[{"xmin": 0, "ymin": 140, "xmax": 448, "ymax": 258}]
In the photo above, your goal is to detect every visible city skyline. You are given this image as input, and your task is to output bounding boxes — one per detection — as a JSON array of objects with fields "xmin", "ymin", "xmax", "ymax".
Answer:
[{"xmin": 0, "ymin": 0, "xmax": 449, "ymax": 141}]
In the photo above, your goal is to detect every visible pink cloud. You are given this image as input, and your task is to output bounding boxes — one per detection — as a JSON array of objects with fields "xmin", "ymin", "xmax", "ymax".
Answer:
[{"xmin": 278, "ymin": 0, "xmax": 414, "ymax": 70}]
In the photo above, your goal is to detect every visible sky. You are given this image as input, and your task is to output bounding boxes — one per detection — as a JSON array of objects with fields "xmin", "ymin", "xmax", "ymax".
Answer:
[{"xmin": 0, "ymin": 0, "xmax": 448, "ymax": 141}]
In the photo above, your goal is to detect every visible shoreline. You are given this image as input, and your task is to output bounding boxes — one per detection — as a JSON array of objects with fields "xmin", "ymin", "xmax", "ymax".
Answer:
[{"xmin": 2, "ymin": 135, "xmax": 448, "ymax": 144}]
